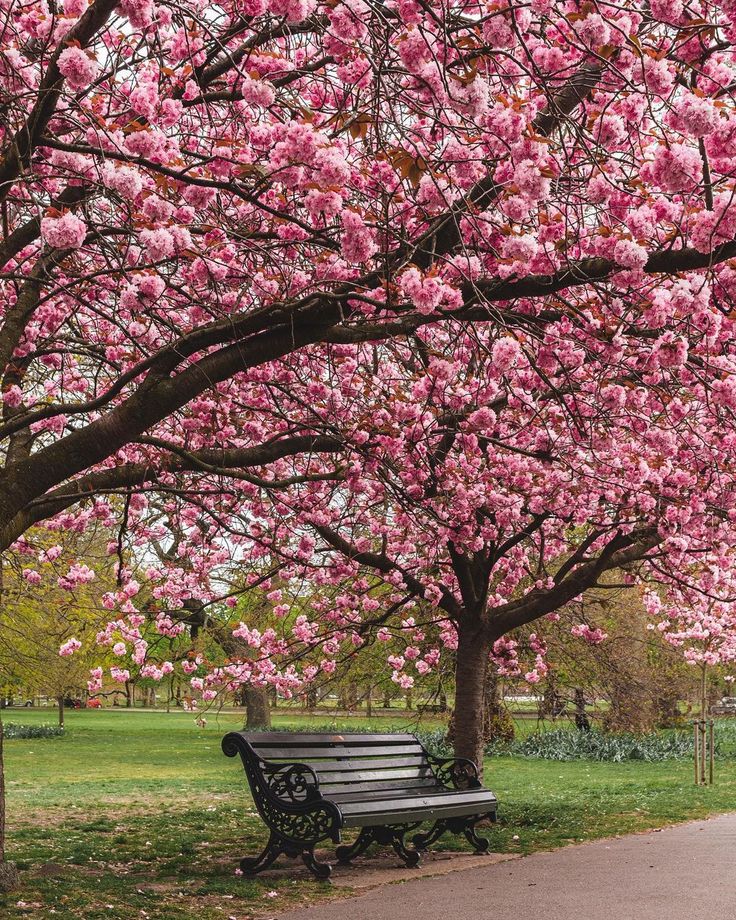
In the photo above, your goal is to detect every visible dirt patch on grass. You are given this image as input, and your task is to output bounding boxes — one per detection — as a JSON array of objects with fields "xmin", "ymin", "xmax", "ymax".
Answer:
[{"xmin": 9, "ymin": 793, "xmax": 241, "ymax": 831}]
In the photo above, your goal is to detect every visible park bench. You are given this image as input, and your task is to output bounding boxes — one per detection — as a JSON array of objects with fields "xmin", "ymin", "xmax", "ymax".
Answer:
[{"xmin": 222, "ymin": 730, "xmax": 497, "ymax": 879}]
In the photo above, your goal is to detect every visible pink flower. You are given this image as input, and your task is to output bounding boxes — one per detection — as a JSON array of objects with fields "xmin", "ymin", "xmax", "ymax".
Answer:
[
  {"xmin": 643, "ymin": 143, "xmax": 701, "ymax": 193},
  {"xmin": 64, "ymin": 0, "xmax": 89, "ymax": 16},
  {"xmin": 571, "ymin": 624, "xmax": 608, "ymax": 645},
  {"xmin": 393, "ymin": 672, "xmax": 414, "ymax": 689},
  {"xmin": 41, "ymin": 213, "xmax": 87, "ymax": 250},
  {"xmin": 669, "ymin": 92, "xmax": 719, "ymax": 138},
  {"xmin": 492, "ymin": 337, "xmax": 521, "ymax": 372},
  {"xmin": 140, "ymin": 228, "xmax": 175, "ymax": 261},
  {"xmin": 59, "ymin": 638, "xmax": 82, "ymax": 657},
  {"xmin": 269, "ymin": 0, "xmax": 317, "ymax": 22},
  {"xmin": 613, "ymin": 238, "xmax": 648, "ymax": 271},
  {"xmin": 341, "ymin": 211, "xmax": 376, "ymax": 263},
  {"xmin": 649, "ymin": 0, "xmax": 683, "ymax": 22},
  {"xmin": 57, "ymin": 47, "xmax": 99, "ymax": 90},
  {"xmin": 120, "ymin": 0, "xmax": 155, "ymax": 28},
  {"xmin": 399, "ymin": 267, "xmax": 445, "ymax": 315},
  {"xmin": 2, "ymin": 385, "xmax": 22, "ymax": 408}
]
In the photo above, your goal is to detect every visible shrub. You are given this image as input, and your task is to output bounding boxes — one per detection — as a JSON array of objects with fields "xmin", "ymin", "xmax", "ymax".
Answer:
[
  {"xmin": 3, "ymin": 723, "xmax": 65, "ymax": 739},
  {"xmin": 494, "ymin": 727, "xmax": 693, "ymax": 762}
]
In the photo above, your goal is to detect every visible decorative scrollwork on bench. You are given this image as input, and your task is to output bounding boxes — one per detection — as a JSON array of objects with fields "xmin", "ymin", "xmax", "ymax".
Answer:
[
  {"xmin": 222, "ymin": 733, "xmax": 341, "ymax": 848},
  {"xmin": 428, "ymin": 755, "xmax": 482, "ymax": 790},
  {"xmin": 256, "ymin": 792, "xmax": 341, "ymax": 845},
  {"xmin": 262, "ymin": 761, "xmax": 321, "ymax": 803}
]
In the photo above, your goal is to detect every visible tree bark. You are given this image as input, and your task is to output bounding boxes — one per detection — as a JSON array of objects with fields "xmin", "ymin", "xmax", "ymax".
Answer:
[
  {"xmin": 452, "ymin": 622, "xmax": 491, "ymax": 774},
  {"xmin": 244, "ymin": 686, "xmax": 271, "ymax": 729},
  {"xmin": 57, "ymin": 696, "xmax": 64, "ymax": 729},
  {"xmin": 0, "ymin": 709, "xmax": 19, "ymax": 891},
  {"xmin": 0, "ymin": 558, "xmax": 18, "ymax": 891},
  {"xmin": 483, "ymin": 664, "xmax": 515, "ymax": 743},
  {"xmin": 0, "ymin": 715, "xmax": 5, "ymax": 863}
]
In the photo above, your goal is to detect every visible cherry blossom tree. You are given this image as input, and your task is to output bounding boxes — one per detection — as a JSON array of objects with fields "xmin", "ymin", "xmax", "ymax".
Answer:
[
  {"xmin": 6, "ymin": 0, "xmax": 736, "ymax": 884},
  {"xmin": 646, "ymin": 572, "xmax": 736, "ymax": 718},
  {"xmin": 156, "ymin": 307, "xmax": 736, "ymax": 770}
]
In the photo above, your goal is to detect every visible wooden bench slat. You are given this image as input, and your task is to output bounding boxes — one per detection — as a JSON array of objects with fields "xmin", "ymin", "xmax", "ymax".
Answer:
[
  {"xmin": 325, "ymin": 781, "xmax": 442, "ymax": 802},
  {"xmin": 338, "ymin": 789, "xmax": 493, "ymax": 816},
  {"xmin": 325, "ymin": 777, "xmax": 439, "ymax": 792},
  {"xmin": 304, "ymin": 754, "xmax": 427, "ymax": 773},
  {"xmin": 245, "ymin": 732, "xmax": 417, "ymax": 745},
  {"xmin": 250, "ymin": 743, "xmax": 425, "ymax": 760},
  {"xmin": 343, "ymin": 797, "xmax": 496, "ymax": 828},
  {"xmin": 319, "ymin": 775, "xmax": 439, "ymax": 793},
  {"xmin": 313, "ymin": 768, "xmax": 434, "ymax": 786}
]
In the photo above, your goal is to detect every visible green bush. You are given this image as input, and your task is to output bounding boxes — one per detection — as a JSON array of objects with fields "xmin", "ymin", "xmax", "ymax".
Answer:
[
  {"xmin": 3, "ymin": 722, "xmax": 64, "ymax": 740},
  {"xmin": 492, "ymin": 727, "xmax": 694, "ymax": 762}
]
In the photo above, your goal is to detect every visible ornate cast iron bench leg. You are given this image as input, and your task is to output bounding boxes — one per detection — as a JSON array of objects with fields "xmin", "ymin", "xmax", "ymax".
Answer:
[
  {"xmin": 336, "ymin": 824, "xmax": 421, "ymax": 867},
  {"xmin": 240, "ymin": 832, "xmax": 283, "ymax": 875},
  {"xmin": 464, "ymin": 817, "xmax": 491, "ymax": 853},
  {"xmin": 413, "ymin": 815, "xmax": 492, "ymax": 854},
  {"xmin": 241, "ymin": 832, "xmax": 333, "ymax": 880},
  {"xmin": 300, "ymin": 846, "xmax": 332, "ymax": 880},
  {"xmin": 336, "ymin": 827, "xmax": 375, "ymax": 864},
  {"xmin": 387, "ymin": 825, "xmax": 421, "ymax": 868}
]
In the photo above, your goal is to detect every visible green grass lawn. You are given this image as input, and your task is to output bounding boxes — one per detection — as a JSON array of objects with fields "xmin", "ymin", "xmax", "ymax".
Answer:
[{"xmin": 1, "ymin": 708, "xmax": 735, "ymax": 920}]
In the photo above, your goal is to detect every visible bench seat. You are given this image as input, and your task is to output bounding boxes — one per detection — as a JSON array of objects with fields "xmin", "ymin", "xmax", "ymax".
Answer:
[{"xmin": 223, "ymin": 730, "xmax": 497, "ymax": 878}]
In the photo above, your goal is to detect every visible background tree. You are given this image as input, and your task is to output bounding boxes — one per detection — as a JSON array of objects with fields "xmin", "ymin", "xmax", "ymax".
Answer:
[{"xmin": 0, "ymin": 527, "xmax": 118, "ymax": 725}]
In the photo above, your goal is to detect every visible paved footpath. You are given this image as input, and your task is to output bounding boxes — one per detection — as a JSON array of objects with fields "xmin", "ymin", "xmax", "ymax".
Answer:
[{"xmin": 276, "ymin": 814, "xmax": 736, "ymax": 920}]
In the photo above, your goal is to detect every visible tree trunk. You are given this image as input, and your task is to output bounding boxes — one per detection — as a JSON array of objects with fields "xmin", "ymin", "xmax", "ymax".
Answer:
[
  {"xmin": 452, "ymin": 623, "xmax": 491, "ymax": 774},
  {"xmin": 0, "ymin": 560, "xmax": 19, "ymax": 891},
  {"xmin": 366, "ymin": 686, "xmax": 373, "ymax": 718},
  {"xmin": 244, "ymin": 686, "xmax": 271, "ymax": 729},
  {"xmin": 483, "ymin": 664, "xmax": 515, "ymax": 743},
  {"xmin": 0, "ymin": 709, "xmax": 19, "ymax": 891},
  {"xmin": 57, "ymin": 696, "xmax": 64, "ymax": 729},
  {"xmin": 346, "ymin": 681, "xmax": 360, "ymax": 711},
  {"xmin": 574, "ymin": 688, "xmax": 590, "ymax": 732}
]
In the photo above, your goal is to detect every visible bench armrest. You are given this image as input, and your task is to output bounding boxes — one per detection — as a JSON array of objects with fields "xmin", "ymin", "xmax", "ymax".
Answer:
[
  {"xmin": 223, "ymin": 732, "xmax": 342, "ymax": 844},
  {"xmin": 428, "ymin": 754, "xmax": 482, "ymax": 790}
]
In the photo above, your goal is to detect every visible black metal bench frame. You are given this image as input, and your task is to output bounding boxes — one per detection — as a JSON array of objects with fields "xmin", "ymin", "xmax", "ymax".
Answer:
[{"xmin": 222, "ymin": 731, "xmax": 497, "ymax": 879}]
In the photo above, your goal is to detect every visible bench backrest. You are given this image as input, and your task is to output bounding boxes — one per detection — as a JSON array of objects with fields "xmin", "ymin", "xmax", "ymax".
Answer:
[{"xmin": 240, "ymin": 731, "xmax": 439, "ymax": 798}]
